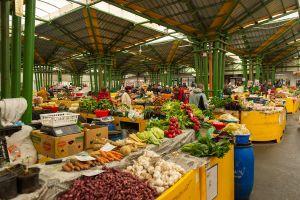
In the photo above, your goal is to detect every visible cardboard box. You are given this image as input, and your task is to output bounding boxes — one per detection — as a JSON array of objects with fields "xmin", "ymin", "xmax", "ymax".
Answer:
[
  {"xmin": 31, "ymin": 130, "xmax": 84, "ymax": 159},
  {"xmin": 83, "ymin": 124, "xmax": 108, "ymax": 149}
]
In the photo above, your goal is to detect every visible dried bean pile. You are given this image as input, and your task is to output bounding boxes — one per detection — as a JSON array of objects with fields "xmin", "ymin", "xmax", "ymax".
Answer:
[{"xmin": 58, "ymin": 167, "xmax": 158, "ymax": 200}]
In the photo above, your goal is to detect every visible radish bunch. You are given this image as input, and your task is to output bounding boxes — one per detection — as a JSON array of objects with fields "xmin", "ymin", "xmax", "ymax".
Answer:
[
  {"xmin": 181, "ymin": 104, "xmax": 201, "ymax": 132},
  {"xmin": 164, "ymin": 117, "xmax": 182, "ymax": 138}
]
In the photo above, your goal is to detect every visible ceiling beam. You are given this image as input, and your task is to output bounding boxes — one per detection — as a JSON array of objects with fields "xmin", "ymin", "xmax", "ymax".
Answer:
[
  {"xmin": 46, "ymin": 46, "xmax": 61, "ymax": 63},
  {"xmin": 35, "ymin": 34, "xmax": 84, "ymax": 51},
  {"xmin": 166, "ymin": 40, "xmax": 181, "ymax": 64},
  {"xmin": 267, "ymin": 46, "xmax": 298, "ymax": 64},
  {"xmin": 208, "ymin": 0, "xmax": 240, "ymax": 31},
  {"xmin": 34, "ymin": 48, "xmax": 46, "ymax": 64},
  {"xmin": 108, "ymin": 23, "xmax": 135, "ymax": 50},
  {"xmin": 254, "ymin": 19, "xmax": 298, "ymax": 54},
  {"xmin": 226, "ymin": 0, "xmax": 275, "ymax": 33},
  {"xmin": 83, "ymin": 7, "xmax": 98, "ymax": 52},
  {"xmin": 106, "ymin": 0, "xmax": 201, "ymax": 36},
  {"xmin": 148, "ymin": 45, "xmax": 165, "ymax": 62},
  {"xmin": 182, "ymin": 0, "xmax": 206, "ymax": 32},
  {"xmin": 51, "ymin": 21, "xmax": 93, "ymax": 52}
]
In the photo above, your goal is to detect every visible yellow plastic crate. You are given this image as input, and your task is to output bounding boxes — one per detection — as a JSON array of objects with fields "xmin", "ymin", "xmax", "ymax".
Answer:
[
  {"xmin": 285, "ymin": 97, "xmax": 299, "ymax": 113},
  {"xmin": 157, "ymin": 169, "xmax": 200, "ymax": 200}
]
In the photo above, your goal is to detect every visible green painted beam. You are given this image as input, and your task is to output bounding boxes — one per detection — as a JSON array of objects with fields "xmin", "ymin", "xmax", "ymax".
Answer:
[
  {"xmin": 22, "ymin": 0, "xmax": 36, "ymax": 124},
  {"xmin": 1, "ymin": 0, "xmax": 11, "ymax": 98},
  {"xmin": 11, "ymin": 10, "xmax": 22, "ymax": 98},
  {"xmin": 213, "ymin": 41, "xmax": 219, "ymax": 95}
]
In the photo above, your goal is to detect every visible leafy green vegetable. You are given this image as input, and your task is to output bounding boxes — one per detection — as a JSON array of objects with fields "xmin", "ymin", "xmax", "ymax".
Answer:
[
  {"xmin": 210, "ymin": 97, "xmax": 232, "ymax": 108},
  {"xmin": 181, "ymin": 136, "xmax": 230, "ymax": 158},
  {"xmin": 150, "ymin": 127, "xmax": 164, "ymax": 139}
]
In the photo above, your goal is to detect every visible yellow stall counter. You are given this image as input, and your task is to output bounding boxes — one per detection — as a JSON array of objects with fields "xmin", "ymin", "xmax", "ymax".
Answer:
[
  {"xmin": 285, "ymin": 97, "xmax": 299, "ymax": 113},
  {"xmin": 241, "ymin": 110, "xmax": 286, "ymax": 143},
  {"xmin": 199, "ymin": 146, "xmax": 234, "ymax": 200},
  {"xmin": 157, "ymin": 168, "xmax": 201, "ymax": 200}
]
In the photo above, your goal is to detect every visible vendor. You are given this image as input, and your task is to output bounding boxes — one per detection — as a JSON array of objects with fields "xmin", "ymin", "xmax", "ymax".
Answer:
[
  {"xmin": 189, "ymin": 84, "xmax": 208, "ymax": 110},
  {"xmin": 121, "ymin": 88, "xmax": 132, "ymax": 107},
  {"xmin": 37, "ymin": 87, "xmax": 49, "ymax": 101},
  {"xmin": 98, "ymin": 87, "xmax": 111, "ymax": 100}
]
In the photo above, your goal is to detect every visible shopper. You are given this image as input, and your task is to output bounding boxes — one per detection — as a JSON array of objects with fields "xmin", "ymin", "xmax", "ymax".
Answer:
[
  {"xmin": 163, "ymin": 85, "xmax": 172, "ymax": 94},
  {"xmin": 121, "ymin": 88, "xmax": 131, "ymax": 107},
  {"xmin": 189, "ymin": 84, "xmax": 208, "ymax": 110},
  {"xmin": 97, "ymin": 87, "xmax": 110, "ymax": 100}
]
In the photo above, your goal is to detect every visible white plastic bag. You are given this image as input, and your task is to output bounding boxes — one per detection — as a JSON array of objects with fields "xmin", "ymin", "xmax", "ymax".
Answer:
[{"xmin": 6, "ymin": 125, "xmax": 37, "ymax": 165}]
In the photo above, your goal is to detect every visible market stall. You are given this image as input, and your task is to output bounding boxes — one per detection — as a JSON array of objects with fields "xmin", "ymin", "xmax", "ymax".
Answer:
[{"xmin": 241, "ymin": 108, "xmax": 286, "ymax": 143}]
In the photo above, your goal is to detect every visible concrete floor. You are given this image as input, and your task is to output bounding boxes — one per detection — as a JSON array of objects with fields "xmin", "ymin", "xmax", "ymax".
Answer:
[{"xmin": 250, "ymin": 113, "xmax": 300, "ymax": 200}]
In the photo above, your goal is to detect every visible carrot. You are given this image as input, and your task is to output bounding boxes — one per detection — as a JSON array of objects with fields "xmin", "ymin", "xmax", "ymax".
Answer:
[
  {"xmin": 99, "ymin": 151, "xmax": 108, "ymax": 158},
  {"xmin": 106, "ymin": 152, "xmax": 121, "ymax": 161},
  {"xmin": 111, "ymin": 151, "xmax": 123, "ymax": 158},
  {"xmin": 100, "ymin": 157, "xmax": 110, "ymax": 163}
]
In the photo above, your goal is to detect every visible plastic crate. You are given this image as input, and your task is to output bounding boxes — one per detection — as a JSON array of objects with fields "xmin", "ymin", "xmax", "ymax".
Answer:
[{"xmin": 40, "ymin": 112, "xmax": 79, "ymax": 127}]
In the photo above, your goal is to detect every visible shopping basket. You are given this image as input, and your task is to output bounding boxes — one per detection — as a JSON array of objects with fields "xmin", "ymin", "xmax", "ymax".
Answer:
[{"xmin": 40, "ymin": 112, "xmax": 79, "ymax": 127}]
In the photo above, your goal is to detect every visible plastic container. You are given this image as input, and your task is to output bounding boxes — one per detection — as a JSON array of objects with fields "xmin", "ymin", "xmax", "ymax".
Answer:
[
  {"xmin": 40, "ymin": 112, "xmax": 79, "ymax": 127},
  {"xmin": 0, "ymin": 173, "xmax": 18, "ymax": 199},
  {"xmin": 95, "ymin": 110, "xmax": 110, "ymax": 118},
  {"xmin": 17, "ymin": 167, "xmax": 40, "ymax": 194},
  {"xmin": 235, "ymin": 134, "xmax": 250, "ymax": 145},
  {"xmin": 234, "ymin": 143, "xmax": 254, "ymax": 200}
]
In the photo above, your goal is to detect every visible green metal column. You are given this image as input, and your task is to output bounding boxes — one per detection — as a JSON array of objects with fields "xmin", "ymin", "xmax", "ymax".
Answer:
[
  {"xmin": 93, "ymin": 59, "xmax": 98, "ymax": 91},
  {"xmin": 58, "ymin": 69, "xmax": 62, "ymax": 83},
  {"xmin": 203, "ymin": 41, "xmax": 209, "ymax": 95},
  {"xmin": 34, "ymin": 67, "xmax": 38, "ymax": 91},
  {"xmin": 249, "ymin": 58, "xmax": 253, "ymax": 81},
  {"xmin": 1, "ymin": 0, "xmax": 11, "ymax": 98},
  {"xmin": 271, "ymin": 66, "xmax": 275, "ymax": 84},
  {"xmin": 11, "ymin": 9, "xmax": 22, "ymax": 97},
  {"xmin": 50, "ymin": 65, "xmax": 53, "ymax": 86},
  {"xmin": 89, "ymin": 66, "xmax": 94, "ymax": 91},
  {"xmin": 218, "ymin": 41, "xmax": 224, "ymax": 90},
  {"xmin": 22, "ymin": 0, "xmax": 36, "ymax": 123},
  {"xmin": 39, "ymin": 66, "xmax": 42, "ymax": 87},
  {"xmin": 255, "ymin": 57, "xmax": 261, "ymax": 81},
  {"xmin": 242, "ymin": 58, "xmax": 248, "ymax": 87},
  {"xmin": 212, "ymin": 40, "xmax": 219, "ymax": 95},
  {"xmin": 221, "ymin": 41, "xmax": 226, "ymax": 90},
  {"xmin": 266, "ymin": 65, "xmax": 270, "ymax": 81},
  {"xmin": 193, "ymin": 45, "xmax": 200, "ymax": 84}
]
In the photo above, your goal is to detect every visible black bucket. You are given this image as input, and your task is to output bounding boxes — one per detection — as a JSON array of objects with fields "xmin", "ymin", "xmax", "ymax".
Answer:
[
  {"xmin": 17, "ymin": 167, "xmax": 40, "ymax": 194},
  {"xmin": 0, "ymin": 172, "xmax": 18, "ymax": 199}
]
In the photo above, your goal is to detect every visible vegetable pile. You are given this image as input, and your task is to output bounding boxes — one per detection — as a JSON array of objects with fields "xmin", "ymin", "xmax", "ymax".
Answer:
[
  {"xmin": 125, "ymin": 151, "xmax": 185, "ymax": 194},
  {"xmin": 181, "ymin": 104, "xmax": 201, "ymax": 133},
  {"xmin": 210, "ymin": 97, "xmax": 232, "ymax": 108},
  {"xmin": 62, "ymin": 150, "xmax": 123, "ymax": 172},
  {"xmin": 79, "ymin": 98, "xmax": 113, "ymax": 113},
  {"xmin": 181, "ymin": 136, "xmax": 230, "ymax": 158},
  {"xmin": 223, "ymin": 123, "xmax": 250, "ymax": 135},
  {"xmin": 58, "ymin": 167, "xmax": 158, "ymax": 200},
  {"xmin": 164, "ymin": 117, "xmax": 182, "ymax": 138},
  {"xmin": 136, "ymin": 127, "xmax": 165, "ymax": 145}
]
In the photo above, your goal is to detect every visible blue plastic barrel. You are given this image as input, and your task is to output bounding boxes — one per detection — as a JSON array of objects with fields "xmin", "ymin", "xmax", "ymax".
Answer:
[
  {"xmin": 235, "ymin": 135, "xmax": 250, "ymax": 145},
  {"xmin": 234, "ymin": 144, "xmax": 254, "ymax": 200}
]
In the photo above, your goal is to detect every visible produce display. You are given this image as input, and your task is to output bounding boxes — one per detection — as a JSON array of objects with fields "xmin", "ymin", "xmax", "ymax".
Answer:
[
  {"xmin": 61, "ymin": 150, "xmax": 124, "ymax": 172},
  {"xmin": 58, "ymin": 167, "xmax": 158, "ymax": 200},
  {"xmin": 164, "ymin": 117, "xmax": 182, "ymax": 138},
  {"xmin": 210, "ymin": 97, "xmax": 232, "ymax": 108},
  {"xmin": 223, "ymin": 123, "xmax": 250, "ymax": 135},
  {"xmin": 136, "ymin": 127, "xmax": 165, "ymax": 145},
  {"xmin": 79, "ymin": 98, "xmax": 113, "ymax": 113},
  {"xmin": 219, "ymin": 113, "xmax": 239, "ymax": 122},
  {"xmin": 92, "ymin": 135, "xmax": 147, "ymax": 155},
  {"xmin": 181, "ymin": 136, "xmax": 231, "ymax": 158},
  {"xmin": 125, "ymin": 151, "xmax": 185, "ymax": 194}
]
